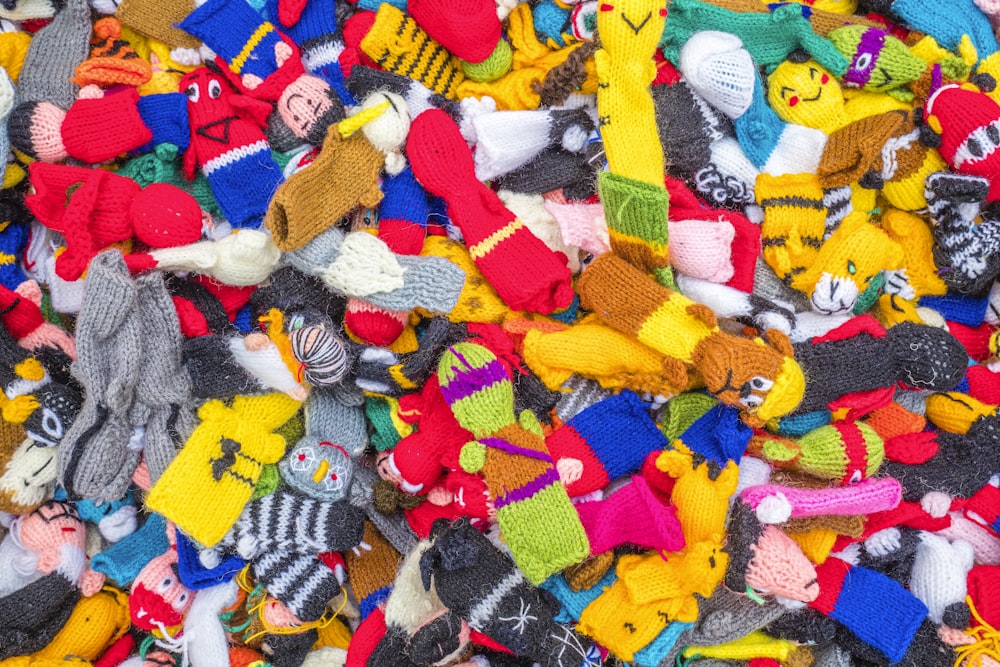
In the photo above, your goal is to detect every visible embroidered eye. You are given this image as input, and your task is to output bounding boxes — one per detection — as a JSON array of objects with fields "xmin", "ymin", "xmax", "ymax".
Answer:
[
  {"xmin": 174, "ymin": 592, "xmax": 188, "ymax": 608},
  {"xmin": 208, "ymin": 79, "xmax": 222, "ymax": 99},
  {"xmin": 740, "ymin": 395, "xmax": 763, "ymax": 410},
  {"xmin": 847, "ymin": 260, "xmax": 857, "ymax": 275},
  {"xmin": 185, "ymin": 83, "xmax": 200, "ymax": 102},
  {"xmin": 158, "ymin": 577, "xmax": 173, "ymax": 593},
  {"xmin": 749, "ymin": 376, "xmax": 774, "ymax": 391},
  {"xmin": 854, "ymin": 52, "xmax": 872, "ymax": 72}
]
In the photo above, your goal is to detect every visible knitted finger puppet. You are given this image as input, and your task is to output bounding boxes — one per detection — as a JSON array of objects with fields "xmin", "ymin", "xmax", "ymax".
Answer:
[
  {"xmin": 30, "ymin": 586, "xmax": 130, "ymax": 664},
  {"xmin": 209, "ymin": 488, "xmax": 365, "ymax": 621},
  {"xmin": 359, "ymin": 4, "xmax": 466, "ymax": 100},
  {"xmin": 264, "ymin": 116, "xmax": 385, "ymax": 252},
  {"xmin": 420, "ymin": 519, "xmax": 599, "ymax": 667},
  {"xmin": 545, "ymin": 389, "xmax": 670, "ymax": 497},
  {"xmin": 406, "ymin": 108, "xmax": 574, "ymax": 315},
  {"xmin": 791, "ymin": 318, "xmax": 968, "ymax": 414},
  {"xmin": 660, "ymin": 0, "xmax": 850, "ymax": 75},
  {"xmin": 56, "ymin": 251, "xmax": 143, "ymax": 503},
  {"xmin": 0, "ymin": 281, "xmax": 76, "ymax": 359},
  {"xmin": 279, "ymin": 397, "xmax": 362, "ymax": 502},
  {"xmin": 437, "ymin": 342, "xmax": 590, "ymax": 584},
  {"xmin": 25, "ymin": 163, "xmax": 204, "ymax": 282},
  {"xmin": 751, "ymin": 420, "xmax": 886, "ymax": 485},
  {"xmin": 0, "ymin": 502, "xmax": 105, "ymax": 659},
  {"xmin": 72, "ymin": 17, "xmax": 152, "ymax": 88},
  {"xmin": 924, "ymin": 172, "xmax": 1000, "ymax": 295},
  {"xmin": 576, "ymin": 542, "xmax": 728, "ymax": 661},
  {"xmin": 724, "ymin": 499, "xmax": 820, "ymax": 606},
  {"xmin": 179, "ymin": 67, "xmax": 281, "ymax": 229},
  {"xmin": 129, "ymin": 540, "xmax": 194, "ymax": 633},
  {"xmin": 0, "ymin": 436, "xmax": 58, "ymax": 514},
  {"xmin": 145, "ymin": 391, "xmax": 303, "ymax": 547},
  {"xmin": 855, "ymin": 0, "xmax": 998, "ymax": 57},
  {"xmin": 578, "ymin": 253, "xmax": 805, "ymax": 426},
  {"xmin": 757, "ymin": 174, "xmax": 904, "ymax": 314},
  {"xmin": 883, "ymin": 411, "xmax": 1000, "ymax": 501},
  {"xmin": 908, "ymin": 531, "xmax": 975, "ymax": 628},
  {"xmin": 410, "ymin": 0, "xmax": 511, "ymax": 82},
  {"xmin": 807, "ymin": 556, "xmax": 927, "ymax": 663}
]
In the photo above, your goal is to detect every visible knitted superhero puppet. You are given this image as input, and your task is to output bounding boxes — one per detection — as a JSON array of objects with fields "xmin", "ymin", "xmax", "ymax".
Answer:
[
  {"xmin": 179, "ymin": 67, "xmax": 282, "ymax": 229},
  {"xmin": 578, "ymin": 253, "xmax": 805, "ymax": 427},
  {"xmin": 827, "ymin": 25, "xmax": 968, "ymax": 102},
  {"xmin": 419, "ymin": 518, "xmax": 600, "ymax": 667},
  {"xmin": 790, "ymin": 317, "xmax": 968, "ymax": 414},
  {"xmin": 437, "ymin": 342, "xmax": 590, "ymax": 585}
]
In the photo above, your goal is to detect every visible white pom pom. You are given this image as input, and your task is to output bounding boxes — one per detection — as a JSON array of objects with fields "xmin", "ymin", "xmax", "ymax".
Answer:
[{"xmin": 755, "ymin": 492, "xmax": 792, "ymax": 524}]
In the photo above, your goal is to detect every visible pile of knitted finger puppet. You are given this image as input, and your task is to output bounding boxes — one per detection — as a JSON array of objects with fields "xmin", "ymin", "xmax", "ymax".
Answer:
[{"xmin": 4, "ymin": 0, "xmax": 1000, "ymax": 665}]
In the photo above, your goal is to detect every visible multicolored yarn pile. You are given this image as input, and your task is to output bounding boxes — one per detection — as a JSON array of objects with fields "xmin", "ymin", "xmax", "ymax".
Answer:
[{"xmin": 2, "ymin": 0, "xmax": 1000, "ymax": 665}]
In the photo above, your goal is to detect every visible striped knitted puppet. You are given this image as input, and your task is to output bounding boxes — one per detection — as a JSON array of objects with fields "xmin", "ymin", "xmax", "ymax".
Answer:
[
  {"xmin": 578, "ymin": 253, "xmax": 805, "ymax": 427},
  {"xmin": 437, "ymin": 342, "xmax": 589, "ymax": 585},
  {"xmin": 594, "ymin": 0, "xmax": 674, "ymax": 287}
]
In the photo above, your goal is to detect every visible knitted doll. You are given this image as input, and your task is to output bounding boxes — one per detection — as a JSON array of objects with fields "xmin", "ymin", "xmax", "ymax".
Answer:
[
  {"xmin": 179, "ymin": 67, "xmax": 282, "ymax": 229},
  {"xmin": 437, "ymin": 342, "xmax": 590, "ymax": 584}
]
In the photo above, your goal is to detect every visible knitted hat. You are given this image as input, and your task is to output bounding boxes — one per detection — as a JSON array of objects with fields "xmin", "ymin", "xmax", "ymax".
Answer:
[
  {"xmin": 73, "ymin": 18, "xmax": 153, "ymax": 88},
  {"xmin": 407, "ymin": 108, "xmax": 574, "ymax": 315},
  {"xmin": 679, "ymin": 31, "xmax": 757, "ymax": 120}
]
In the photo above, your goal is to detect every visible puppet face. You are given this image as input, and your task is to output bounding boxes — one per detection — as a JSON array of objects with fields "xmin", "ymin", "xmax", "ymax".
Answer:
[
  {"xmin": 277, "ymin": 74, "xmax": 342, "ymax": 143},
  {"xmin": 280, "ymin": 437, "xmax": 353, "ymax": 501},
  {"xmin": 830, "ymin": 26, "xmax": 925, "ymax": 93},
  {"xmin": 767, "ymin": 59, "xmax": 845, "ymax": 130},
  {"xmin": 0, "ymin": 440, "xmax": 58, "ymax": 514},
  {"xmin": 180, "ymin": 68, "xmax": 237, "ymax": 129},
  {"xmin": 130, "ymin": 549, "xmax": 193, "ymax": 630},
  {"xmin": 18, "ymin": 500, "xmax": 85, "ymax": 552},
  {"xmin": 596, "ymin": 0, "xmax": 668, "ymax": 56}
]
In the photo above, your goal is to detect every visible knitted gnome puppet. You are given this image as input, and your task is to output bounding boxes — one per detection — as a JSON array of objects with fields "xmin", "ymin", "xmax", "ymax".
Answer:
[
  {"xmin": 790, "ymin": 317, "xmax": 968, "ymax": 414},
  {"xmin": 577, "ymin": 252, "xmax": 805, "ymax": 426},
  {"xmin": 0, "ymin": 501, "xmax": 106, "ymax": 659},
  {"xmin": 436, "ymin": 342, "xmax": 590, "ymax": 576},
  {"xmin": 178, "ymin": 66, "xmax": 282, "ymax": 229},
  {"xmin": 179, "ymin": 0, "xmax": 346, "ymax": 144},
  {"xmin": 419, "ymin": 518, "xmax": 599, "ymax": 667}
]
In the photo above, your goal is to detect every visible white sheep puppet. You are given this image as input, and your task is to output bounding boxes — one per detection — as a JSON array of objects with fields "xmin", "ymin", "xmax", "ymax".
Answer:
[{"xmin": 909, "ymin": 531, "xmax": 975, "ymax": 627}]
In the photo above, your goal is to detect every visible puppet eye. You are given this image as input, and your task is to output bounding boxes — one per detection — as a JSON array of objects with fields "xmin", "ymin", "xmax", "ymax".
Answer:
[
  {"xmin": 185, "ymin": 83, "xmax": 200, "ymax": 102},
  {"xmin": 749, "ymin": 376, "xmax": 774, "ymax": 391},
  {"xmin": 158, "ymin": 577, "xmax": 173, "ymax": 593},
  {"xmin": 847, "ymin": 260, "xmax": 857, "ymax": 275},
  {"xmin": 968, "ymin": 136, "xmax": 985, "ymax": 158},
  {"xmin": 740, "ymin": 394, "xmax": 763, "ymax": 410},
  {"xmin": 854, "ymin": 53, "xmax": 872, "ymax": 72},
  {"xmin": 208, "ymin": 79, "xmax": 222, "ymax": 99}
]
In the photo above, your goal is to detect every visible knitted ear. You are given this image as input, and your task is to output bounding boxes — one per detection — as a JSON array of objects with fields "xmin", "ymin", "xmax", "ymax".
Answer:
[
  {"xmin": 917, "ymin": 115, "xmax": 942, "ymax": 148},
  {"xmin": 969, "ymin": 72, "xmax": 997, "ymax": 93},
  {"xmin": 418, "ymin": 543, "xmax": 439, "ymax": 592},
  {"xmin": 763, "ymin": 329, "xmax": 794, "ymax": 357}
]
